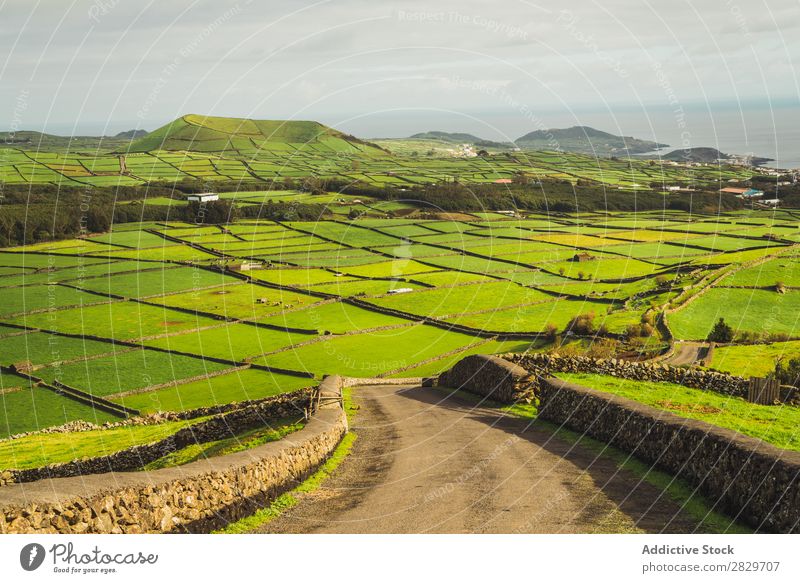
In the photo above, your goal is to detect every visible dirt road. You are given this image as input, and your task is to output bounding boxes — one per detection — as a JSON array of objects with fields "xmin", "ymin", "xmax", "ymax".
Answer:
[
  {"xmin": 256, "ymin": 384, "xmax": 709, "ymax": 534},
  {"xmin": 662, "ymin": 342, "xmax": 710, "ymax": 366}
]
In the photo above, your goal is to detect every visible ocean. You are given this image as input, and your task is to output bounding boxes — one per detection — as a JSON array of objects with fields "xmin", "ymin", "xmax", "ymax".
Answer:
[{"xmin": 352, "ymin": 101, "xmax": 800, "ymax": 171}]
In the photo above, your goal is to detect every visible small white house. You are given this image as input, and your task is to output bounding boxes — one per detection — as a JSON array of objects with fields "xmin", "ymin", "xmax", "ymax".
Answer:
[
  {"xmin": 187, "ymin": 193, "xmax": 219, "ymax": 202},
  {"xmin": 387, "ymin": 288, "xmax": 414, "ymax": 295}
]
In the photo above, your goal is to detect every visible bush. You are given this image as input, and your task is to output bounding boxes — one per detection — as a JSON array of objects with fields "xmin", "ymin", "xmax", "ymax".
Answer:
[
  {"xmin": 564, "ymin": 312, "xmax": 596, "ymax": 335},
  {"xmin": 774, "ymin": 358, "xmax": 800, "ymax": 387},
  {"xmin": 707, "ymin": 317, "xmax": 734, "ymax": 343},
  {"xmin": 543, "ymin": 323, "xmax": 559, "ymax": 342}
]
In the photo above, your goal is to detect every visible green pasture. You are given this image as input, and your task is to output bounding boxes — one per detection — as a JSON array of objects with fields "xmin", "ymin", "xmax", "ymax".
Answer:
[
  {"xmin": 257, "ymin": 301, "xmax": 409, "ymax": 333},
  {"xmin": 0, "ymin": 332, "xmax": 114, "ymax": 367},
  {"xmin": 0, "ymin": 372, "xmax": 119, "ymax": 438},
  {"xmin": 669, "ymin": 288, "xmax": 800, "ymax": 340},
  {"xmin": 11, "ymin": 301, "xmax": 219, "ymax": 340},
  {"xmin": 152, "ymin": 282, "xmax": 319, "ymax": 321},
  {"xmin": 0, "ymin": 284, "xmax": 110, "ymax": 316},
  {"xmin": 76, "ymin": 266, "xmax": 234, "ymax": 298},
  {"xmin": 557, "ymin": 373, "xmax": 800, "ymax": 452},
  {"xmin": 117, "ymin": 368, "xmax": 312, "ymax": 413},
  {"xmin": 368, "ymin": 281, "xmax": 552, "ymax": 318},
  {"xmin": 34, "ymin": 349, "xmax": 229, "ymax": 398},
  {"xmin": 0, "ymin": 416, "xmax": 201, "ymax": 470},
  {"xmin": 143, "ymin": 323, "xmax": 311, "ymax": 361},
  {"xmin": 258, "ymin": 324, "xmax": 477, "ymax": 377},
  {"xmin": 709, "ymin": 341, "xmax": 800, "ymax": 377}
]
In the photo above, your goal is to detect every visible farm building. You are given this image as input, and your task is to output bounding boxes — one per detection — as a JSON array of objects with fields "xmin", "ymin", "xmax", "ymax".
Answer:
[
  {"xmin": 229, "ymin": 261, "xmax": 264, "ymax": 272},
  {"xmin": 758, "ymin": 198, "xmax": 781, "ymax": 207},
  {"xmin": 387, "ymin": 288, "xmax": 414, "ymax": 295},
  {"xmin": 720, "ymin": 187, "xmax": 764, "ymax": 198},
  {"xmin": 186, "ymin": 192, "xmax": 219, "ymax": 202},
  {"xmin": 571, "ymin": 252, "xmax": 596, "ymax": 262}
]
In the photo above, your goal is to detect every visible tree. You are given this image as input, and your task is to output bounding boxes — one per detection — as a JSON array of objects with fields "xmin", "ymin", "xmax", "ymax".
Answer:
[
  {"xmin": 707, "ymin": 318, "xmax": 734, "ymax": 343},
  {"xmin": 774, "ymin": 357, "xmax": 800, "ymax": 387}
]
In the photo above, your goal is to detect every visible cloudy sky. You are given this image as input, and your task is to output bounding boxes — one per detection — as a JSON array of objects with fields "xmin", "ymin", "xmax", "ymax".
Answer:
[{"xmin": 1, "ymin": 0, "xmax": 798, "ymax": 142}]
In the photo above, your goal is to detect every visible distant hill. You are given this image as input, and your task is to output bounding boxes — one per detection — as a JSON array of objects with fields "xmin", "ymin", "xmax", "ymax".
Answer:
[
  {"xmin": 1, "ymin": 130, "xmax": 64, "ymax": 146},
  {"xmin": 0, "ymin": 130, "xmax": 131, "ymax": 152},
  {"xmin": 128, "ymin": 114, "xmax": 385, "ymax": 154},
  {"xmin": 660, "ymin": 147, "xmax": 773, "ymax": 166},
  {"xmin": 409, "ymin": 131, "xmax": 511, "ymax": 149},
  {"xmin": 515, "ymin": 126, "xmax": 667, "ymax": 155},
  {"xmin": 661, "ymin": 147, "xmax": 727, "ymax": 163},
  {"xmin": 115, "ymin": 129, "xmax": 149, "ymax": 139}
]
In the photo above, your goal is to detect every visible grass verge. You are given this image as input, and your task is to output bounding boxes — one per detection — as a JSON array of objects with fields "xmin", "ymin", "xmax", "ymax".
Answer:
[{"xmin": 143, "ymin": 416, "xmax": 305, "ymax": 470}]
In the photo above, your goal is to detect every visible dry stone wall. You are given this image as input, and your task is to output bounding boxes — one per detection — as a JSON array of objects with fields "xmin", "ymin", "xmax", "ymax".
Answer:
[
  {"xmin": 437, "ymin": 354, "xmax": 536, "ymax": 403},
  {"xmin": 0, "ymin": 377, "xmax": 347, "ymax": 533},
  {"xmin": 1, "ymin": 389, "xmax": 314, "ymax": 485},
  {"xmin": 506, "ymin": 353, "xmax": 752, "ymax": 399},
  {"xmin": 538, "ymin": 377, "xmax": 800, "ymax": 533}
]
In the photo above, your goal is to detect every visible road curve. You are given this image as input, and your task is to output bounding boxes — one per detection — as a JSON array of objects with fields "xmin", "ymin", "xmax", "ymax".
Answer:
[
  {"xmin": 662, "ymin": 342, "xmax": 709, "ymax": 366},
  {"xmin": 255, "ymin": 384, "xmax": 710, "ymax": 534}
]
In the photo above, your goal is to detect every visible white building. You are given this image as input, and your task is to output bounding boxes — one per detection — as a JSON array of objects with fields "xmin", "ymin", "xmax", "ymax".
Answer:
[{"xmin": 187, "ymin": 193, "xmax": 219, "ymax": 202}]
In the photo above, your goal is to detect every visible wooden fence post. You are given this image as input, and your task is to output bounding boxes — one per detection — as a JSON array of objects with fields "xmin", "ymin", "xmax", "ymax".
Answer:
[{"xmin": 747, "ymin": 377, "xmax": 780, "ymax": 405}]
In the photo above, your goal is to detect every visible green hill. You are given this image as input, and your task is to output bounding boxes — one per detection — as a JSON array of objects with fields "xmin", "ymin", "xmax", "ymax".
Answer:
[
  {"xmin": 409, "ymin": 131, "xmax": 511, "ymax": 149},
  {"xmin": 127, "ymin": 114, "xmax": 383, "ymax": 154},
  {"xmin": 515, "ymin": 126, "xmax": 667, "ymax": 156}
]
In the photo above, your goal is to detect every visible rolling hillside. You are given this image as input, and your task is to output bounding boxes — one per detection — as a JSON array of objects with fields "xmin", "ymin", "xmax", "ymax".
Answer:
[
  {"xmin": 127, "ymin": 114, "xmax": 384, "ymax": 154},
  {"xmin": 515, "ymin": 125, "xmax": 667, "ymax": 156},
  {"xmin": 408, "ymin": 131, "xmax": 511, "ymax": 149}
]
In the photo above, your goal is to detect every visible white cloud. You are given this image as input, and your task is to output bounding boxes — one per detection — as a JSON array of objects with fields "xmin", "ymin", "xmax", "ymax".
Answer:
[{"xmin": 0, "ymin": 0, "xmax": 796, "ymax": 137}]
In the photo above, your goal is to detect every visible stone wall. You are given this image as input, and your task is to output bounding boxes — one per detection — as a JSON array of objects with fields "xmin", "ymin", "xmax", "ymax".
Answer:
[
  {"xmin": 1, "ymin": 389, "xmax": 314, "ymax": 485},
  {"xmin": 507, "ymin": 353, "xmax": 800, "ymax": 405},
  {"xmin": 506, "ymin": 352, "xmax": 750, "ymax": 398},
  {"xmin": 0, "ymin": 377, "xmax": 347, "ymax": 533},
  {"xmin": 537, "ymin": 377, "xmax": 800, "ymax": 533},
  {"xmin": 437, "ymin": 354, "xmax": 536, "ymax": 403}
]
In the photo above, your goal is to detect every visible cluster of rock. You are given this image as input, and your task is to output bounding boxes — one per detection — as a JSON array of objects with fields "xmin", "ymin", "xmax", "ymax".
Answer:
[
  {"xmin": 538, "ymin": 377, "xmax": 800, "ymax": 533},
  {"xmin": 437, "ymin": 354, "xmax": 536, "ymax": 403},
  {"xmin": 504, "ymin": 353, "xmax": 749, "ymax": 398},
  {"xmin": 1, "ymin": 389, "xmax": 314, "ymax": 486}
]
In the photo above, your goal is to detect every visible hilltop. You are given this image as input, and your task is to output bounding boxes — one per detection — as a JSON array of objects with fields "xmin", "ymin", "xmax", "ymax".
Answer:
[
  {"xmin": 127, "ymin": 114, "xmax": 385, "ymax": 154},
  {"xmin": 115, "ymin": 129, "xmax": 149, "ymax": 139},
  {"xmin": 1, "ymin": 130, "xmax": 144, "ymax": 152},
  {"xmin": 408, "ymin": 131, "xmax": 511, "ymax": 149},
  {"xmin": 660, "ymin": 147, "xmax": 773, "ymax": 166},
  {"xmin": 515, "ymin": 125, "xmax": 667, "ymax": 155}
]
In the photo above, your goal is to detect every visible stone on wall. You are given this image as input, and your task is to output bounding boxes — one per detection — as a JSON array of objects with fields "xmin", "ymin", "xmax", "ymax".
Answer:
[{"xmin": 438, "ymin": 354, "xmax": 536, "ymax": 403}]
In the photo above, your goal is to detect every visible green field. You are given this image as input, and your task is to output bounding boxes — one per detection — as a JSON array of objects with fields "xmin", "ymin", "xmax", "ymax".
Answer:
[
  {"xmin": 0, "ymin": 115, "xmax": 755, "ymax": 191},
  {"xmin": 557, "ymin": 373, "xmax": 800, "ymax": 452},
  {"xmin": 1, "ymin": 207, "xmax": 798, "ymax": 459}
]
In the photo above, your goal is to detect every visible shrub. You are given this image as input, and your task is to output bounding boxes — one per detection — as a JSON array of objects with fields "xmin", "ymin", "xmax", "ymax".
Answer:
[
  {"xmin": 774, "ymin": 358, "xmax": 800, "ymax": 387},
  {"xmin": 543, "ymin": 323, "xmax": 559, "ymax": 342},
  {"xmin": 564, "ymin": 312, "xmax": 596, "ymax": 335},
  {"xmin": 585, "ymin": 338, "xmax": 617, "ymax": 359},
  {"xmin": 707, "ymin": 317, "xmax": 734, "ymax": 343}
]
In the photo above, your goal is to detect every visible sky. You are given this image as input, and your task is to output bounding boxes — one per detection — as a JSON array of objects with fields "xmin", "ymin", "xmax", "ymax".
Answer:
[{"xmin": 1, "ymin": 0, "xmax": 799, "ymax": 143}]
